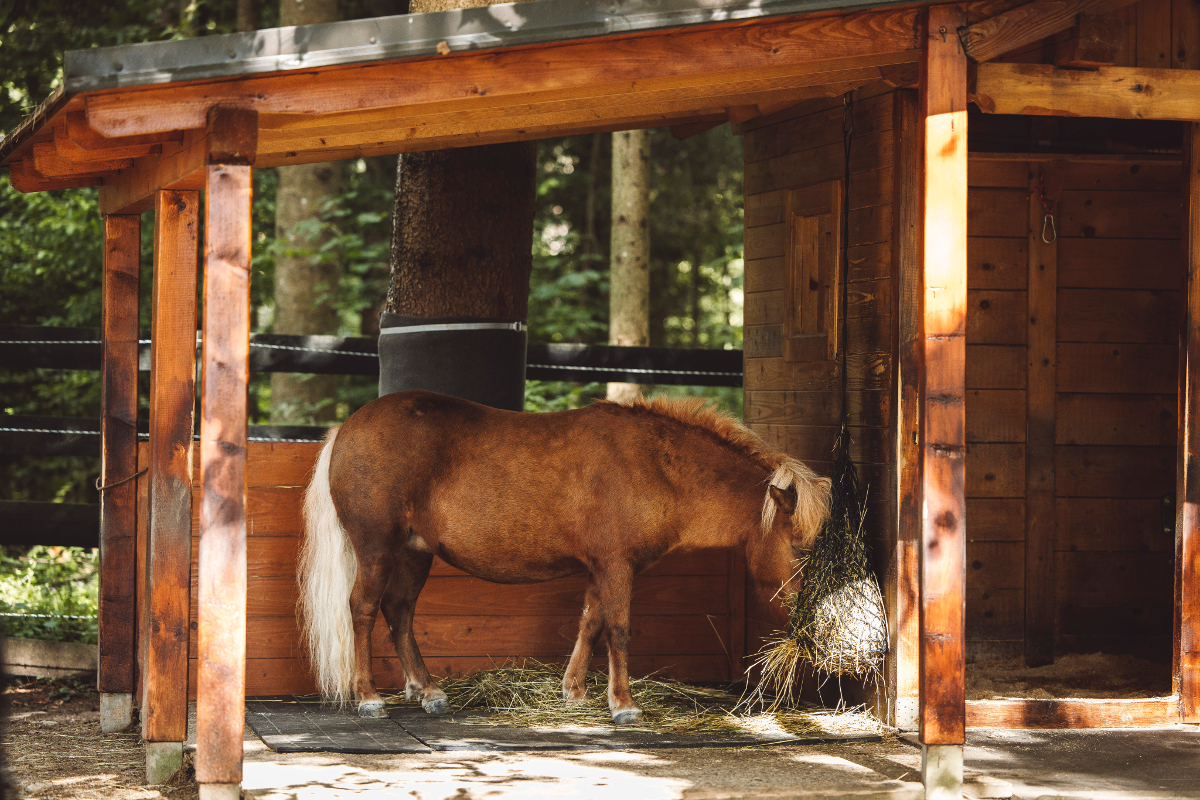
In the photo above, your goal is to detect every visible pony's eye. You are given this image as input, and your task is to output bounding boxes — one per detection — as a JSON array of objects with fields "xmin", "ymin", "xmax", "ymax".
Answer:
[{"xmin": 791, "ymin": 545, "xmax": 808, "ymax": 560}]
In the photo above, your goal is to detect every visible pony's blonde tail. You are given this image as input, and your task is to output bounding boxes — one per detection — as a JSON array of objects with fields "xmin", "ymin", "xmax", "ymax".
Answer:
[{"xmin": 298, "ymin": 425, "xmax": 358, "ymax": 706}]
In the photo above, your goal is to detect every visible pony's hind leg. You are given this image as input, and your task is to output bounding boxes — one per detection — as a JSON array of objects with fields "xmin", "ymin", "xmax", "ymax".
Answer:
[
  {"xmin": 379, "ymin": 544, "xmax": 448, "ymax": 715},
  {"xmin": 349, "ymin": 555, "xmax": 392, "ymax": 718},
  {"xmin": 563, "ymin": 578, "xmax": 604, "ymax": 703}
]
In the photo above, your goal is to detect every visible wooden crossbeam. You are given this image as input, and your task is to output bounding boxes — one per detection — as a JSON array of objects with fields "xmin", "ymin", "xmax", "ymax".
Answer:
[
  {"xmin": 32, "ymin": 142, "xmax": 130, "ymax": 177},
  {"xmin": 974, "ymin": 62, "xmax": 1200, "ymax": 120},
  {"xmin": 958, "ymin": 0, "xmax": 1138, "ymax": 63}
]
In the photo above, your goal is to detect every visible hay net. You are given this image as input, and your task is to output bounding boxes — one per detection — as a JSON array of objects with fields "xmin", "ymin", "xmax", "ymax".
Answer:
[{"xmin": 750, "ymin": 424, "xmax": 888, "ymax": 707}]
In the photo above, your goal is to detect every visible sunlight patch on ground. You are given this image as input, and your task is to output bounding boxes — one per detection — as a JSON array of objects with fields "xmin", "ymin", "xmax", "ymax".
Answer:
[{"xmin": 243, "ymin": 753, "xmax": 691, "ymax": 800}]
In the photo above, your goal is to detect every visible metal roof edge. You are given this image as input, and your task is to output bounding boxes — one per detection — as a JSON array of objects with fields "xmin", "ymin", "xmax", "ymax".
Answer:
[
  {"xmin": 62, "ymin": 0, "xmax": 914, "ymax": 93},
  {"xmin": 0, "ymin": 87, "xmax": 70, "ymax": 167}
]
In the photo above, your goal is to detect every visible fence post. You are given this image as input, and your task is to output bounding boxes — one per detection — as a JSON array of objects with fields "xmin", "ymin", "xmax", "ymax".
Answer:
[
  {"xmin": 195, "ymin": 106, "xmax": 256, "ymax": 800},
  {"xmin": 99, "ymin": 215, "xmax": 141, "ymax": 733},
  {"xmin": 142, "ymin": 189, "xmax": 199, "ymax": 784}
]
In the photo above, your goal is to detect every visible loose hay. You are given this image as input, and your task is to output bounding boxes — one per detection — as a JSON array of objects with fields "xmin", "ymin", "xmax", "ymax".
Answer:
[
  {"xmin": 381, "ymin": 660, "xmax": 884, "ymax": 740},
  {"xmin": 748, "ymin": 424, "xmax": 888, "ymax": 709}
]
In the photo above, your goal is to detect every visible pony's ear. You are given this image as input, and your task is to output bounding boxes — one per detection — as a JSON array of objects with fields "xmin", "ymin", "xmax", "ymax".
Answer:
[{"xmin": 769, "ymin": 484, "xmax": 797, "ymax": 515}]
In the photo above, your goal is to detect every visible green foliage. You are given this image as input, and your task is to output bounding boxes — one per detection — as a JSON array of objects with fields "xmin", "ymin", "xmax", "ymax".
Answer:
[{"xmin": 0, "ymin": 546, "xmax": 99, "ymax": 644}]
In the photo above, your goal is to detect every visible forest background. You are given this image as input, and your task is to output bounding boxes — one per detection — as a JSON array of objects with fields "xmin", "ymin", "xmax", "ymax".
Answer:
[{"xmin": 0, "ymin": 0, "xmax": 746, "ymax": 641}]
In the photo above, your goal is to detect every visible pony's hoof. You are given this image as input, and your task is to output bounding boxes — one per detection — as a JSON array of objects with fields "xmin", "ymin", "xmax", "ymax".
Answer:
[
  {"xmin": 612, "ymin": 708, "xmax": 643, "ymax": 726},
  {"xmin": 564, "ymin": 693, "xmax": 588, "ymax": 706},
  {"xmin": 357, "ymin": 701, "xmax": 386, "ymax": 719},
  {"xmin": 422, "ymin": 696, "xmax": 449, "ymax": 715}
]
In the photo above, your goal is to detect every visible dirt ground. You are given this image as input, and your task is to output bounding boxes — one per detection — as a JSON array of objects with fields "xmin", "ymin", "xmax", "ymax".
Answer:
[
  {"xmin": 1, "ymin": 676, "xmax": 197, "ymax": 800},
  {"xmin": 966, "ymin": 652, "xmax": 1174, "ymax": 700},
  {"xmin": 1, "ymin": 676, "xmax": 927, "ymax": 800}
]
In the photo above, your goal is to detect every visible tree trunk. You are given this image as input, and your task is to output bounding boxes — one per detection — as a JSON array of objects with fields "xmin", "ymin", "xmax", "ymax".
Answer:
[
  {"xmin": 385, "ymin": 144, "xmax": 535, "ymax": 319},
  {"xmin": 380, "ymin": 0, "xmax": 538, "ymax": 410},
  {"xmin": 607, "ymin": 129, "xmax": 651, "ymax": 402},
  {"xmin": 236, "ymin": 0, "xmax": 260, "ymax": 32},
  {"xmin": 270, "ymin": 0, "xmax": 341, "ymax": 424}
]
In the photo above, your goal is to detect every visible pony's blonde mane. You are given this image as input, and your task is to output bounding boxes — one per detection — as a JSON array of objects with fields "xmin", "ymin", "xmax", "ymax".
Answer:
[{"xmin": 603, "ymin": 396, "xmax": 832, "ymax": 545}]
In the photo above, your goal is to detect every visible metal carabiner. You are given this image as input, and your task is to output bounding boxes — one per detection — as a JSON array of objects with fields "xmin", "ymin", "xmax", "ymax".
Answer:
[{"xmin": 1042, "ymin": 213, "xmax": 1057, "ymax": 244}]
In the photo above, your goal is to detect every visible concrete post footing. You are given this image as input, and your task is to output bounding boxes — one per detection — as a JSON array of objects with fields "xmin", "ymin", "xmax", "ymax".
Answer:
[
  {"xmin": 145, "ymin": 741, "xmax": 184, "ymax": 785},
  {"xmin": 199, "ymin": 783, "xmax": 242, "ymax": 800},
  {"xmin": 922, "ymin": 743, "xmax": 964, "ymax": 800},
  {"xmin": 99, "ymin": 692, "xmax": 133, "ymax": 733}
]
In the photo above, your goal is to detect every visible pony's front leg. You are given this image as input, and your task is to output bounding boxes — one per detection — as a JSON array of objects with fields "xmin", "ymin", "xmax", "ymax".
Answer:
[
  {"xmin": 563, "ymin": 578, "xmax": 604, "ymax": 703},
  {"xmin": 379, "ymin": 549, "xmax": 448, "ymax": 715},
  {"xmin": 596, "ymin": 563, "xmax": 641, "ymax": 725}
]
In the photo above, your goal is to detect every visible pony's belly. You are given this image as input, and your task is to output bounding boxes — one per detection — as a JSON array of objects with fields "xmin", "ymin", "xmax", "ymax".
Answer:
[{"xmin": 432, "ymin": 544, "xmax": 585, "ymax": 584}]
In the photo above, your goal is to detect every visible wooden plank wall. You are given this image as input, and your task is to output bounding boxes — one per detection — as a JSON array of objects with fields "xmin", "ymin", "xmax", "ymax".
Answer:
[
  {"xmin": 741, "ymin": 86, "xmax": 897, "ymax": 662},
  {"xmin": 965, "ymin": 156, "xmax": 1184, "ymax": 662},
  {"xmin": 993, "ymin": 0, "xmax": 1200, "ymax": 69},
  {"xmin": 136, "ymin": 442, "xmax": 738, "ymax": 697}
]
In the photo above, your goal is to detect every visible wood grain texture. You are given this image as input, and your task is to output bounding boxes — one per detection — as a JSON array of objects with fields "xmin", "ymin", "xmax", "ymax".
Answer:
[
  {"xmin": 967, "ymin": 498, "xmax": 1026, "ymax": 541},
  {"xmin": 969, "ymin": 237, "xmax": 1028, "ymax": 289},
  {"xmin": 143, "ymin": 190, "xmax": 199, "ymax": 744},
  {"xmin": 890, "ymin": 86, "xmax": 922, "ymax": 726},
  {"xmin": 967, "ymin": 443, "xmax": 1026, "ymax": 498},
  {"xmin": 967, "ymin": 390, "xmax": 1026, "ymax": 442},
  {"xmin": 1058, "ymin": 288, "xmax": 1181, "ymax": 343},
  {"xmin": 1056, "ymin": 394, "xmax": 1176, "ymax": 446},
  {"xmin": 1025, "ymin": 166, "xmax": 1057, "ymax": 667},
  {"xmin": 98, "ymin": 215, "xmax": 141, "ymax": 695},
  {"xmin": 966, "ymin": 697, "xmax": 1179, "ymax": 727},
  {"xmin": 1055, "ymin": 445, "xmax": 1176, "ymax": 497},
  {"xmin": 1057, "ymin": 191, "xmax": 1182, "ymax": 240},
  {"xmin": 1174, "ymin": 0, "xmax": 1200, "ymax": 70},
  {"xmin": 195, "ymin": 164, "xmax": 252, "ymax": 786},
  {"xmin": 967, "ymin": 345, "xmax": 1026, "ymax": 389},
  {"xmin": 974, "ymin": 62, "xmax": 1200, "ymax": 121},
  {"xmin": 967, "ymin": 290, "xmax": 1027, "ymax": 344},
  {"xmin": 959, "ymin": 0, "xmax": 1140, "ymax": 63},
  {"xmin": 1058, "ymin": 239, "xmax": 1183, "ymax": 289},
  {"xmin": 1179, "ymin": 122, "xmax": 1200, "ymax": 722},
  {"xmin": 920, "ymin": 3, "xmax": 969, "ymax": 747},
  {"xmin": 1057, "ymin": 343, "xmax": 1179, "ymax": 394},
  {"xmin": 1057, "ymin": 497, "xmax": 1177, "ymax": 552}
]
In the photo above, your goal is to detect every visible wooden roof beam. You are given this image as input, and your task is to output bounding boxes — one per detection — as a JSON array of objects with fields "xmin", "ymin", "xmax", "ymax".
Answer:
[
  {"xmin": 32, "ymin": 142, "xmax": 131, "ymax": 177},
  {"xmin": 82, "ymin": 5, "xmax": 923, "ymax": 140},
  {"xmin": 974, "ymin": 62, "xmax": 1200, "ymax": 120},
  {"xmin": 8, "ymin": 159, "xmax": 101, "ymax": 193},
  {"xmin": 99, "ymin": 107, "xmax": 256, "ymax": 215},
  {"xmin": 959, "ymin": 0, "xmax": 1138, "ymax": 63}
]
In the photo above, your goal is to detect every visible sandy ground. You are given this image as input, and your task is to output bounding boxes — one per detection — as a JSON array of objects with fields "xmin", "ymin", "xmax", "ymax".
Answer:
[
  {"xmin": 2, "ymin": 678, "xmax": 926, "ymax": 799},
  {"xmin": 966, "ymin": 653, "xmax": 1173, "ymax": 700}
]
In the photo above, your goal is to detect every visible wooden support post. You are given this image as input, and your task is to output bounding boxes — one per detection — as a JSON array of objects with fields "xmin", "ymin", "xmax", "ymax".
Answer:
[
  {"xmin": 143, "ymin": 189, "xmax": 199, "ymax": 782},
  {"xmin": 1024, "ymin": 161, "xmax": 1062, "ymax": 668},
  {"xmin": 195, "ymin": 106, "xmax": 255, "ymax": 797},
  {"xmin": 98, "ymin": 214, "xmax": 140, "ymax": 734},
  {"xmin": 892, "ymin": 87, "xmax": 923, "ymax": 731},
  {"xmin": 1180, "ymin": 122, "xmax": 1200, "ymax": 724},
  {"xmin": 919, "ymin": 4, "xmax": 967, "ymax": 795}
]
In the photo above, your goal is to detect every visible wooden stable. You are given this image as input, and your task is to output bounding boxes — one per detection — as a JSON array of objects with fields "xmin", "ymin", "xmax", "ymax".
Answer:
[{"xmin": 2, "ymin": 0, "xmax": 1199, "ymax": 795}]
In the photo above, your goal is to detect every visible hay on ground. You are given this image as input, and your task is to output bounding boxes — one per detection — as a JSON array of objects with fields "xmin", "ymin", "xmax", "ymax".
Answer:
[{"xmin": 380, "ymin": 660, "xmax": 883, "ymax": 740}]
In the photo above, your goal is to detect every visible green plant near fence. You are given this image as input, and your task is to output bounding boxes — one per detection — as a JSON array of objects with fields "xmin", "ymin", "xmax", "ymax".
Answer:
[{"xmin": 0, "ymin": 546, "xmax": 98, "ymax": 644}]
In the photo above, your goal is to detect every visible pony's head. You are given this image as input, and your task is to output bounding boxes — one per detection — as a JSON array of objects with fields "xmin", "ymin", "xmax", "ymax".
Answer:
[{"xmin": 746, "ymin": 457, "xmax": 832, "ymax": 599}]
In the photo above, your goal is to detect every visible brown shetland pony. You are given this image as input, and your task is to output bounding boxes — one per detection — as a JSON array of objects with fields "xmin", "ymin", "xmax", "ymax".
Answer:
[{"xmin": 299, "ymin": 390, "xmax": 831, "ymax": 724}]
